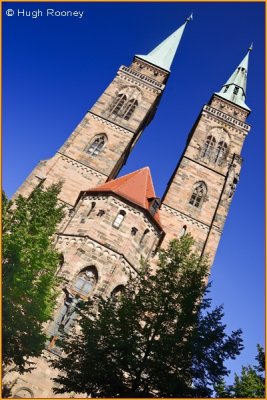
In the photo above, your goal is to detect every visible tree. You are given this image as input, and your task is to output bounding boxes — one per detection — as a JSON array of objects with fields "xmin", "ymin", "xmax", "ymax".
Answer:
[
  {"xmin": 215, "ymin": 345, "xmax": 265, "ymax": 398},
  {"xmin": 2, "ymin": 184, "xmax": 65, "ymax": 373},
  {"xmin": 52, "ymin": 235, "xmax": 243, "ymax": 397}
]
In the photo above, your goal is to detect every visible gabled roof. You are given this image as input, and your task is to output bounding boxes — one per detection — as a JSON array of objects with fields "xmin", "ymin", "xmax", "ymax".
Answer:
[
  {"xmin": 83, "ymin": 167, "xmax": 162, "ymax": 226},
  {"xmin": 135, "ymin": 14, "xmax": 193, "ymax": 72},
  {"xmin": 215, "ymin": 45, "xmax": 252, "ymax": 111}
]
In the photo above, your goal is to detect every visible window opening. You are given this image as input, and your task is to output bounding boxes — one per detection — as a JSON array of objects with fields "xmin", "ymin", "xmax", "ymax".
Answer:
[
  {"xmin": 87, "ymin": 202, "xmax": 96, "ymax": 217},
  {"xmin": 113, "ymin": 210, "xmax": 126, "ymax": 228},
  {"xmin": 140, "ymin": 228, "xmax": 150, "ymax": 245},
  {"xmin": 189, "ymin": 183, "xmax": 206, "ymax": 208},
  {"xmin": 122, "ymin": 99, "xmax": 138, "ymax": 120},
  {"xmin": 131, "ymin": 227, "xmax": 138, "ymax": 236},
  {"xmin": 201, "ymin": 136, "xmax": 216, "ymax": 160},
  {"xmin": 87, "ymin": 136, "xmax": 105, "ymax": 156},
  {"xmin": 111, "ymin": 285, "xmax": 125, "ymax": 298},
  {"xmin": 72, "ymin": 269, "xmax": 96, "ymax": 297},
  {"xmin": 233, "ymin": 86, "xmax": 239, "ymax": 95},
  {"xmin": 214, "ymin": 141, "xmax": 228, "ymax": 165},
  {"xmin": 97, "ymin": 210, "xmax": 105, "ymax": 217},
  {"xmin": 110, "ymin": 94, "xmax": 127, "ymax": 116},
  {"xmin": 179, "ymin": 225, "xmax": 187, "ymax": 237}
]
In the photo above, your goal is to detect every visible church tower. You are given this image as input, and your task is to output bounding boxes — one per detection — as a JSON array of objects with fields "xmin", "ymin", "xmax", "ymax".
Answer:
[
  {"xmin": 160, "ymin": 46, "xmax": 252, "ymax": 266},
  {"xmin": 6, "ymin": 6, "xmax": 256, "ymax": 393},
  {"xmin": 7, "ymin": 19, "xmax": 194, "ymax": 399},
  {"xmin": 14, "ymin": 17, "xmax": 192, "ymax": 209}
]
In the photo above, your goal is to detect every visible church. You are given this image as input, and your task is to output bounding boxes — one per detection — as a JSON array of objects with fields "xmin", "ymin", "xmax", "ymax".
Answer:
[{"xmin": 8, "ymin": 14, "xmax": 252, "ymax": 398}]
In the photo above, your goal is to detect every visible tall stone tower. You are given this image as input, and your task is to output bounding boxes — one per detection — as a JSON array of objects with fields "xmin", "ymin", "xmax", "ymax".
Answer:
[
  {"xmin": 14, "ymin": 17, "xmax": 192, "ymax": 210},
  {"xmin": 7, "ymin": 12, "xmax": 254, "ymax": 394},
  {"xmin": 160, "ymin": 46, "xmax": 252, "ymax": 265},
  {"xmin": 7, "ymin": 18, "xmax": 194, "ymax": 399}
]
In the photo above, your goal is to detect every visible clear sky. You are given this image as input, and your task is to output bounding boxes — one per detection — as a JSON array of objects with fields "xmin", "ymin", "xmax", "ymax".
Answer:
[{"xmin": 3, "ymin": 1, "xmax": 265, "ymax": 384}]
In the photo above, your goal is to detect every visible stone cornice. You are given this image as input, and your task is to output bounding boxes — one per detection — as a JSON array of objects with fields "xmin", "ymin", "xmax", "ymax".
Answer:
[
  {"xmin": 57, "ymin": 152, "xmax": 107, "ymax": 179},
  {"xmin": 203, "ymin": 105, "xmax": 251, "ymax": 133},
  {"xmin": 161, "ymin": 204, "xmax": 223, "ymax": 234},
  {"xmin": 119, "ymin": 66, "xmax": 165, "ymax": 91},
  {"xmin": 56, "ymin": 233, "xmax": 139, "ymax": 276},
  {"xmin": 161, "ymin": 204, "xmax": 210, "ymax": 232},
  {"xmin": 89, "ymin": 112, "xmax": 134, "ymax": 135}
]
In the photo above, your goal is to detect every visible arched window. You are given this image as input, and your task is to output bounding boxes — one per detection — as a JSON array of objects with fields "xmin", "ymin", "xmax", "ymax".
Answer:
[
  {"xmin": 72, "ymin": 267, "xmax": 97, "ymax": 297},
  {"xmin": 201, "ymin": 136, "xmax": 216, "ymax": 160},
  {"xmin": 113, "ymin": 210, "xmax": 126, "ymax": 228},
  {"xmin": 111, "ymin": 285, "xmax": 125, "ymax": 298},
  {"xmin": 189, "ymin": 182, "xmax": 207, "ymax": 208},
  {"xmin": 87, "ymin": 135, "xmax": 106, "ymax": 156},
  {"xmin": 122, "ymin": 99, "xmax": 138, "ymax": 120},
  {"xmin": 140, "ymin": 228, "xmax": 150, "ymax": 245},
  {"xmin": 14, "ymin": 387, "xmax": 34, "ymax": 398},
  {"xmin": 214, "ymin": 141, "xmax": 228, "ymax": 165},
  {"xmin": 110, "ymin": 94, "xmax": 127, "ymax": 116},
  {"xmin": 131, "ymin": 227, "xmax": 138, "ymax": 236},
  {"xmin": 87, "ymin": 201, "xmax": 96, "ymax": 217},
  {"xmin": 97, "ymin": 210, "xmax": 105, "ymax": 217},
  {"xmin": 179, "ymin": 225, "xmax": 187, "ymax": 237}
]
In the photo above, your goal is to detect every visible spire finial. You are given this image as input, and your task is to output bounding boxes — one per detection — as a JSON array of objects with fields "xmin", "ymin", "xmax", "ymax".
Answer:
[
  {"xmin": 187, "ymin": 13, "xmax": 193, "ymax": 22},
  {"xmin": 249, "ymin": 42, "xmax": 253, "ymax": 52}
]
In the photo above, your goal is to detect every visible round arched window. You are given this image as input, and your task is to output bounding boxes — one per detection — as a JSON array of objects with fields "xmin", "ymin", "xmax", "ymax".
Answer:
[
  {"xmin": 72, "ymin": 267, "xmax": 98, "ymax": 297},
  {"xmin": 14, "ymin": 387, "xmax": 34, "ymax": 398},
  {"xmin": 179, "ymin": 225, "xmax": 187, "ymax": 237},
  {"xmin": 111, "ymin": 285, "xmax": 125, "ymax": 298}
]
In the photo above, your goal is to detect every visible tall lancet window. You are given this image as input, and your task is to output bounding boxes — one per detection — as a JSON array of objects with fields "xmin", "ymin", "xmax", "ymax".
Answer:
[
  {"xmin": 214, "ymin": 141, "xmax": 228, "ymax": 165},
  {"xmin": 201, "ymin": 136, "xmax": 216, "ymax": 160},
  {"xmin": 87, "ymin": 135, "xmax": 106, "ymax": 156},
  {"xmin": 110, "ymin": 93, "xmax": 127, "ymax": 116},
  {"xmin": 140, "ymin": 228, "xmax": 150, "ymax": 246},
  {"xmin": 123, "ymin": 99, "xmax": 138, "ymax": 120},
  {"xmin": 189, "ymin": 182, "xmax": 207, "ymax": 208}
]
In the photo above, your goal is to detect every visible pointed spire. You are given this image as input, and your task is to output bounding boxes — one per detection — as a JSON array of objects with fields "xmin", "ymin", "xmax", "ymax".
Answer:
[
  {"xmin": 215, "ymin": 45, "xmax": 252, "ymax": 111},
  {"xmin": 135, "ymin": 15, "xmax": 192, "ymax": 72}
]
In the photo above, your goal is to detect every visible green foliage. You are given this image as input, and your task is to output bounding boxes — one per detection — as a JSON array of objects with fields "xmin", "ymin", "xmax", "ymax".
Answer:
[
  {"xmin": 52, "ymin": 235, "xmax": 243, "ymax": 397},
  {"xmin": 215, "ymin": 345, "xmax": 265, "ymax": 398},
  {"xmin": 2, "ymin": 184, "xmax": 65, "ymax": 373}
]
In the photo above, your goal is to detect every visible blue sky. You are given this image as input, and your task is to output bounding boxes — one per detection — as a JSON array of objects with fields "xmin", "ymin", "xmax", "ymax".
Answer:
[{"xmin": 3, "ymin": 1, "xmax": 265, "ymax": 383}]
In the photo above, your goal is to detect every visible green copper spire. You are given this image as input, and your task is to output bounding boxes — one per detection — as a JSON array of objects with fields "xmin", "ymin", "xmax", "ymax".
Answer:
[
  {"xmin": 135, "ymin": 14, "xmax": 193, "ymax": 72},
  {"xmin": 215, "ymin": 45, "xmax": 252, "ymax": 111}
]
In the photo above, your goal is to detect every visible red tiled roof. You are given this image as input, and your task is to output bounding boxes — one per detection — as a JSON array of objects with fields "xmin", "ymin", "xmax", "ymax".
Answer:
[{"xmin": 85, "ymin": 167, "xmax": 161, "ymax": 226}]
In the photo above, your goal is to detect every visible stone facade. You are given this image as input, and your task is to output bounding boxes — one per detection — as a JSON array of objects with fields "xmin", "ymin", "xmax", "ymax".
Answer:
[
  {"xmin": 14, "ymin": 57, "xmax": 168, "ymax": 208},
  {"xmin": 7, "ymin": 34, "xmax": 252, "ymax": 398},
  {"xmin": 160, "ymin": 94, "xmax": 250, "ymax": 264},
  {"xmin": 7, "ymin": 187, "xmax": 164, "ymax": 398}
]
